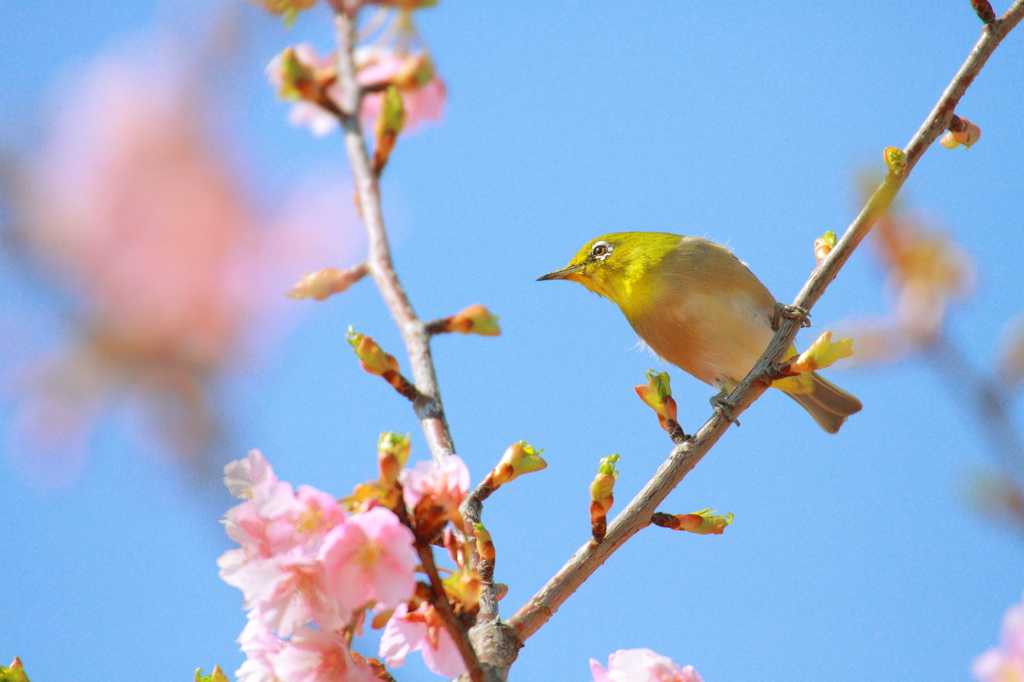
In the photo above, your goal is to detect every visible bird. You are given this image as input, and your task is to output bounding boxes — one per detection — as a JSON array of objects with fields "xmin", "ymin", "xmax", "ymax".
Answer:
[{"xmin": 537, "ymin": 232, "xmax": 862, "ymax": 433}]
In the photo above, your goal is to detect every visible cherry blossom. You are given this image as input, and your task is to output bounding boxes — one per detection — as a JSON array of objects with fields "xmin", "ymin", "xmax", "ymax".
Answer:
[
  {"xmin": 356, "ymin": 47, "xmax": 446, "ymax": 131},
  {"xmin": 400, "ymin": 454, "xmax": 470, "ymax": 530},
  {"xmin": 265, "ymin": 13, "xmax": 445, "ymax": 138},
  {"xmin": 236, "ymin": 612, "xmax": 284, "ymax": 682},
  {"xmin": 319, "ymin": 506, "xmax": 418, "ymax": 617},
  {"xmin": 379, "ymin": 601, "xmax": 467, "ymax": 678},
  {"xmin": 590, "ymin": 649, "xmax": 704, "ymax": 682},
  {"xmin": 272, "ymin": 627, "xmax": 378, "ymax": 682}
]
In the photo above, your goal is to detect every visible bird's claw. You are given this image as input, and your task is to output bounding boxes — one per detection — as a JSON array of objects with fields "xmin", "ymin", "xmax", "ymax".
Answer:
[
  {"xmin": 772, "ymin": 303, "xmax": 811, "ymax": 331},
  {"xmin": 710, "ymin": 390, "xmax": 741, "ymax": 427}
]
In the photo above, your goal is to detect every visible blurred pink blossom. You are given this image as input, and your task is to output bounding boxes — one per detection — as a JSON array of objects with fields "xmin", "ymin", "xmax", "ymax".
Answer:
[
  {"xmin": 319, "ymin": 506, "xmax": 418, "ymax": 618},
  {"xmin": 265, "ymin": 10, "xmax": 445, "ymax": 138},
  {"xmin": 974, "ymin": 596, "xmax": 1024, "ymax": 682},
  {"xmin": 590, "ymin": 649, "xmax": 704, "ymax": 682},
  {"xmin": 356, "ymin": 47, "xmax": 446, "ymax": 130},
  {"xmin": 6, "ymin": 38, "xmax": 361, "ymax": 485},
  {"xmin": 379, "ymin": 601, "xmax": 467, "ymax": 678}
]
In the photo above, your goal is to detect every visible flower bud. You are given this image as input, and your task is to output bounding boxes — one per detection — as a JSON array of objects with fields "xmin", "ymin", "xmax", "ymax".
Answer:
[
  {"xmin": 347, "ymin": 327, "xmax": 401, "ymax": 377},
  {"xmin": 254, "ymin": 0, "xmax": 319, "ymax": 25},
  {"xmin": 447, "ymin": 304, "xmax": 501, "ymax": 336},
  {"xmin": 473, "ymin": 522, "xmax": 496, "ymax": 563},
  {"xmin": 269, "ymin": 46, "xmax": 321, "ymax": 102},
  {"xmin": 940, "ymin": 117, "xmax": 981, "ymax": 149},
  {"xmin": 814, "ymin": 231, "xmax": 837, "ymax": 264},
  {"xmin": 784, "ymin": 332, "xmax": 854, "ymax": 375},
  {"xmin": 590, "ymin": 454, "xmax": 620, "ymax": 543},
  {"xmin": 378, "ymin": 431, "xmax": 411, "ymax": 488},
  {"xmin": 392, "ymin": 52, "xmax": 437, "ymax": 89},
  {"xmin": 342, "ymin": 480, "xmax": 392, "ymax": 513},
  {"xmin": 371, "ymin": 86, "xmax": 406, "ymax": 174},
  {"xmin": 590, "ymin": 453, "xmax": 619, "ymax": 505},
  {"xmin": 634, "ymin": 370, "xmax": 675, "ymax": 419},
  {"xmin": 652, "ymin": 508, "xmax": 734, "ymax": 535},
  {"xmin": 443, "ymin": 567, "xmax": 482, "ymax": 615},
  {"xmin": 634, "ymin": 370, "xmax": 680, "ymax": 434},
  {"xmin": 194, "ymin": 667, "xmax": 230, "ymax": 682},
  {"xmin": 485, "ymin": 441, "xmax": 547, "ymax": 488},
  {"xmin": 287, "ymin": 266, "xmax": 365, "ymax": 301},
  {"xmin": 970, "ymin": 0, "xmax": 997, "ymax": 24},
  {"xmin": 883, "ymin": 147, "xmax": 907, "ymax": 175},
  {"xmin": 376, "ymin": 86, "xmax": 406, "ymax": 138},
  {"xmin": 1, "ymin": 658, "xmax": 29, "ymax": 682}
]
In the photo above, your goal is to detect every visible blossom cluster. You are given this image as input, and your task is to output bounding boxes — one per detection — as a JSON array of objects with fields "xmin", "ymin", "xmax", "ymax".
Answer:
[
  {"xmin": 265, "ymin": 10, "xmax": 445, "ymax": 137},
  {"xmin": 218, "ymin": 447, "xmax": 471, "ymax": 681},
  {"xmin": 6, "ymin": 35, "xmax": 358, "ymax": 486}
]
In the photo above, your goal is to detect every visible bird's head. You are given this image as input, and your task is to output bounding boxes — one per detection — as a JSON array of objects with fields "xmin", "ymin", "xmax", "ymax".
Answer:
[{"xmin": 537, "ymin": 232, "xmax": 681, "ymax": 313}]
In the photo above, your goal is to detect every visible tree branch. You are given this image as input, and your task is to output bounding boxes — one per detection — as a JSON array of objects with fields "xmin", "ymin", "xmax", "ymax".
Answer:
[
  {"xmin": 416, "ymin": 543, "xmax": 485, "ymax": 682},
  {"xmin": 507, "ymin": 0, "xmax": 1024, "ymax": 641},
  {"xmin": 332, "ymin": 8, "xmax": 455, "ymax": 462}
]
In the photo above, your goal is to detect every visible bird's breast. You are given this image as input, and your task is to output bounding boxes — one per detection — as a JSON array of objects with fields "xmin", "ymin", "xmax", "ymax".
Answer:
[{"xmin": 628, "ymin": 287, "xmax": 776, "ymax": 389}]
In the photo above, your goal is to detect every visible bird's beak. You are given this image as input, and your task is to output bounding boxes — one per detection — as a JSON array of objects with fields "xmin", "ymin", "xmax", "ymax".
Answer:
[{"xmin": 537, "ymin": 264, "xmax": 583, "ymax": 281}]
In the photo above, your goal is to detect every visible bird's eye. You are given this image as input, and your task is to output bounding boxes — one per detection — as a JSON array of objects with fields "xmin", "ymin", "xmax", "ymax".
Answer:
[{"xmin": 591, "ymin": 241, "xmax": 613, "ymax": 261}]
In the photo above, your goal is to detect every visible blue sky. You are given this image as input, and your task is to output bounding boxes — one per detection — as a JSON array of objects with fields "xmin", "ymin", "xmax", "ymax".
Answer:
[{"xmin": 2, "ymin": 2, "xmax": 1024, "ymax": 681}]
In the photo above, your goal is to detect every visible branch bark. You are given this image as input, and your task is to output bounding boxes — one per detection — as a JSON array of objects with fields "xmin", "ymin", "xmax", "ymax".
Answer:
[
  {"xmin": 507, "ymin": 0, "xmax": 1024, "ymax": 643},
  {"xmin": 333, "ymin": 9, "xmax": 455, "ymax": 462}
]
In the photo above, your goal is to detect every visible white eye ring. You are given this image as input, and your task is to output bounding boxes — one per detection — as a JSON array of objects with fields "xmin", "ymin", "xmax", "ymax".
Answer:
[{"xmin": 591, "ymin": 241, "xmax": 613, "ymax": 261}]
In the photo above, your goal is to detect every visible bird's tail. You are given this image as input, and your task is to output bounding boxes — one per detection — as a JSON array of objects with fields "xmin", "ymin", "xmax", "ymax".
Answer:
[{"xmin": 776, "ymin": 371, "xmax": 862, "ymax": 434}]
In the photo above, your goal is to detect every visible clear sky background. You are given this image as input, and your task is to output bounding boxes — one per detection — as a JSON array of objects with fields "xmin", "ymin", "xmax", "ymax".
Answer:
[{"xmin": 2, "ymin": 1, "xmax": 1024, "ymax": 681}]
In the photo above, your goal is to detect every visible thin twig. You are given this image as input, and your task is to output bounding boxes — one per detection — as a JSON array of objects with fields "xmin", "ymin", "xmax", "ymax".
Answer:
[
  {"xmin": 332, "ymin": 8, "xmax": 456, "ymax": 462},
  {"xmin": 924, "ymin": 331, "xmax": 1024, "ymax": 482},
  {"xmin": 416, "ymin": 543, "xmax": 485, "ymax": 682},
  {"xmin": 507, "ymin": 1, "xmax": 1024, "ymax": 642}
]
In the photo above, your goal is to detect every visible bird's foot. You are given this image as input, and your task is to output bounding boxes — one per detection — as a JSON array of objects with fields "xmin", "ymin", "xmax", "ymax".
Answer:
[
  {"xmin": 772, "ymin": 303, "xmax": 811, "ymax": 331},
  {"xmin": 710, "ymin": 390, "xmax": 741, "ymax": 426}
]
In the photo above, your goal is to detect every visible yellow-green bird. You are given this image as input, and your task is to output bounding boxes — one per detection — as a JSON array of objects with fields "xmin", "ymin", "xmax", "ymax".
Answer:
[{"xmin": 538, "ymin": 232, "xmax": 862, "ymax": 433}]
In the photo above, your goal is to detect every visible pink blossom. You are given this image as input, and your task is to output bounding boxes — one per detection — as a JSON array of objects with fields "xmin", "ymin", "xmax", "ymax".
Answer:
[
  {"xmin": 400, "ymin": 454, "xmax": 470, "ymax": 528},
  {"xmin": 356, "ymin": 49, "xmax": 446, "ymax": 131},
  {"xmin": 222, "ymin": 453, "xmax": 300, "ymax": 561},
  {"xmin": 379, "ymin": 602, "xmax": 467, "ymax": 678},
  {"xmin": 219, "ymin": 454, "xmax": 352, "ymax": 636},
  {"xmin": 266, "ymin": 42, "xmax": 444, "ymax": 137},
  {"xmin": 236, "ymin": 612, "xmax": 283, "ymax": 682},
  {"xmin": 225, "ymin": 548, "xmax": 342, "ymax": 638},
  {"xmin": 222, "ymin": 453, "xmax": 347, "ymax": 561},
  {"xmin": 974, "ymin": 597, "xmax": 1024, "ymax": 682},
  {"xmin": 320, "ymin": 507, "xmax": 418, "ymax": 617},
  {"xmin": 590, "ymin": 649, "xmax": 704, "ymax": 682},
  {"xmin": 272, "ymin": 627, "xmax": 377, "ymax": 682},
  {"xmin": 6, "ymin": 37, "xmax": 361, "ymax": 485},
  {"xmin": 225, "ymin": 450, "xmax": 296, "ymax": 516},
  {"xmin": 292, "ymin": 485, "xmax": 349, "ymax": 547}
]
